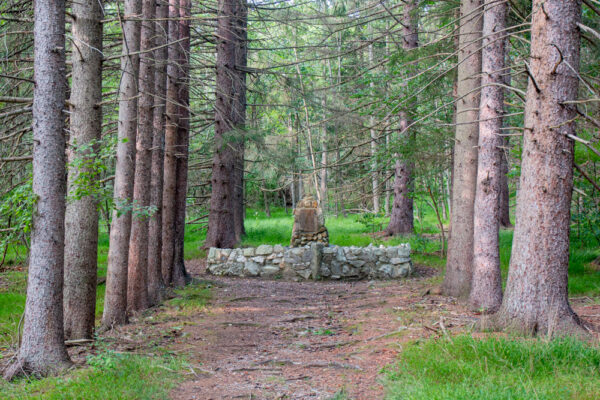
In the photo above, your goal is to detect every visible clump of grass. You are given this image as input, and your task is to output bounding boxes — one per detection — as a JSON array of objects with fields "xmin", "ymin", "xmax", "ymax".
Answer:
[
  {"xmin": 0, "ymin": 351, "xmax": 185, "ymax": 399},
  {"xmin": 168, "ymin": 281, "xmax": 211, "ymax": 312},
  {"xmin": 383, "ymin": 335, "xmax": 600, "ymax": 400}
]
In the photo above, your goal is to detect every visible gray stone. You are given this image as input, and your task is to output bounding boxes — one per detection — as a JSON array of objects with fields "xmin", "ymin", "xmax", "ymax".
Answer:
[
  {"xmin": 297, "ymin": 269, "xmax": 312, "ymax": 280},
  {"xmin": 208, "ymin": 247, "xmax": 217, "ymax": 260},
  {"xmin": 243, "ymin": 261, "xmax": 260, "ymax": 276},
  {"xmin": 378, "ymin": 264, "xmax": 393, "ymax": 277},
  {"xmin": 349, "ymin": 259, "xmax": 366, "ymax": 268},
  {"xmin": 273, "ymin": 244, "xmax": 284, "ymax": 253},
  {"xmin": 390, "ymin": 257, "xmax": 410, "ymax": 265},
  {"xmin": 243, "ymin": 247, "xmax": 255, "ymax": 257},
  {"xmin": 252, "ymin": 256, "xmax": 266, "ymax": 264},
  {"xmin": 256, "ymin": 244, "xmax": 273, "ymax": 255}
]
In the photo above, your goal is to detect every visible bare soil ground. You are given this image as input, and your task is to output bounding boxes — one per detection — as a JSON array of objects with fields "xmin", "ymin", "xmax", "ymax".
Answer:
[
  {"xmin": 16, "ymin": 259, "xmax": 598, "ymax": 400},
  {"xmin": 168, "ymin": 262, "xmax": 472, "ymax": 399}
]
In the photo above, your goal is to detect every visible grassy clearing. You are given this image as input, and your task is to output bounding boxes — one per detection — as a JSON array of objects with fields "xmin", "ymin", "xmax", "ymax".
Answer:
[
  {"xmin": 0, "ymin": 352, "xmax": 185, "ymax": 399},
  {"xmin": 383, "ymin": 335, "xmax": 600, "ymax": 400}
]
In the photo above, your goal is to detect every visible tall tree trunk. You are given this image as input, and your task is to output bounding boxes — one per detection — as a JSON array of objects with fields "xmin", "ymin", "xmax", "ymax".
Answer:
[
  {"xmin": 161, "ymin": 0, "xmax": 181, "ymax": 283},
  {"xmin": 63, "ymin": 0, "xmax": 103, "ymax": 340},
  {"xmin": 469, "ymin": 0, "xmax": 507, "ymax": 313},
  {"xmin": 171, "ymin": 0, "xmax": 191, "ymax": 287},
  {"xmin": 206, "ymin": 0, "xmax": 243, "ymax": 249},
  {"xmin": 368, "ymin": 23, "xmax": 379, "ymax": 214},
  {"xmin": 147, "ymin": 0, "xmax": 169, "ymax": 305},
  {"xmin": 102, "ymin": 0, "xmax": 141, "ymax": 328},
  {"xmin": 4, "ymin": 0, "xmax": 72, "ymax": 378},
  {"xmin": 233, "ymin": 0, "xmax": 247, "ymax": 241},
  {"xmin": 442, "ymin": 0, "xmax": 483, "ymax": 298},
  {"xmin": 127, "ymin": 0, "xmax": 155, "ymax": 312},
  {"xmin": 490, "ymin": 0, "xmax": 584, "ymax": 335},
  {"xmin": 385, "ymin": 1, "xmax": 417, "ymax": 235}
]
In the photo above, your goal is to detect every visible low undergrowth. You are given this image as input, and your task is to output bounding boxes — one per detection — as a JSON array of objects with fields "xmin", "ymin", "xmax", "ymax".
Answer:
[
  {"xmin": 0, "ymin": 351, "xmax": 185, "ymax": 399},
  {"xmin": 383, "ymin": 335, "xmax": 600, "ymax": 400}
]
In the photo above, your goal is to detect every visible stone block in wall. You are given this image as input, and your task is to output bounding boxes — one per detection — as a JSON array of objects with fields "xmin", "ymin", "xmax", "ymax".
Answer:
[{"xmin": 256, "ymin": 244, "xmax": 273, "ymax": 255}]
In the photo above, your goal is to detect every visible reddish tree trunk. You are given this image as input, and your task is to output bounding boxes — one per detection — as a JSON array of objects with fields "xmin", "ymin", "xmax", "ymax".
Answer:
[
  {"xmin": 127, "ymin": 0, "xmax": 155, "ymax": 312},
  {"xmin": 490, "ymin": 0, "xmax": 584, "ymax": 335},
  {"xmin": 385, "ymin": 0, "xmax": 417, "ymax": 235},
  {"xmin": 469, "ymin": 0, "xmax": 507, "ymax": 313},
  {"xmin": 147, "ymin": 0, "xmax": 168, "ymax": 305},
  {"xmin": 63, "ymin": 0, "xmax": 103, "ymax": 340},
  {"xmin": 442, "ymin": 0, "xmax": 483, "ymax": 298},
  {"xmin": 206, "ymin": 0, "xmax": 244, "ymax": 249},
  {"xmin": 161, "ymin": 0, "xmax": 181, "ymax": 284},
  {"xmin": 102, "ymin": 0, "xmax": 141, "ymax": 328},
  {"xmin": 4, "ymin": 0, "xmax": 72, "ymax": 378},
  {"xmin": 171, "ymin": 0, "xmax": 191, "ymax": 287}
]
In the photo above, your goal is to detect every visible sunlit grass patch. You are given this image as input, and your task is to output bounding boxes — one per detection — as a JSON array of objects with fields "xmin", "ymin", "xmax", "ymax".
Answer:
[
  {"xmin": 383, "ymin": 335, "xmax": 600, "ymax": 400},
  {"xmin": 0, "ymin": 351, "xmax": 185, "ymax": 399}
]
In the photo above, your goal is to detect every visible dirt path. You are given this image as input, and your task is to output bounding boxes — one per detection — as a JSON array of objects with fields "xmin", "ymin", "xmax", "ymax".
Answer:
[
  {"xmin": 167, "ymin": 262, "xmax": 477, "ymax": 400},
  {"xmin": 94, "ymin": 260, "xmax": 600, "ymax": 400}
]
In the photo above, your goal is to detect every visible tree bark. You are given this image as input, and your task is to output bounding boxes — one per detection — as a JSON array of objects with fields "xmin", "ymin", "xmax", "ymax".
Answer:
[
  {"xmin": 127, "ymin": 0, "xmax": 155, "ymax": 312},
  {"xmin": 102, "ymin": 0, "xmax": 141, "ymax": 328},
  {"xmin": 385, "ymin": 1, "xmax": 417, "ymax": 235},
  {"xmin": 171, "ymin": 0, "xmax": 191, "ymax": 287},
  {"xmin": 233, "ymin": 0, "xmax": 247, "ymax": 242},
  {"xmin": 161, "ymin": 0, "xmax": 181, "ymax": 284},
  {"xmin": 442, "ymin": 0, "xmax": 483, "ymax": 298},
  {"xmin": 206, "ymin": 0, "xmax": 244, "ymax": 249},
  {"xmin": 469, "ymin": 0, "xmax": 507, "ymax": 313},
  {"xmin": 498, "ymin": 138, "xmax": 512, "ymax": 227},
  {"xmin": 63, "ymin": 0, "xmax": 103, "ymax": 340},
  {"xmin": 4, "ymin": 0, "xmax": 72, "ymax": 378},
  {"xmin": 147, "ymin": 0, "xmax": 168, "ymax": 305},
  {"xmin": 490, "ymin": 0, "xmax": 585, "ymax": 336}
]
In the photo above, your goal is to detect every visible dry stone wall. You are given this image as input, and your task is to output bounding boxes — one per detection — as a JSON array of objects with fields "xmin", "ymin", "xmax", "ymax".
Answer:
[{"xmin": 207, "ymin": 243, "xmax": 412, "ymax": 281}]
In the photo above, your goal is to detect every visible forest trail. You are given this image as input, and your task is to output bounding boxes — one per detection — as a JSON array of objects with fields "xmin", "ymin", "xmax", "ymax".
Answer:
[{"xmin": 167, "ymin": 262, "xmax": 474, "ymax": 399}]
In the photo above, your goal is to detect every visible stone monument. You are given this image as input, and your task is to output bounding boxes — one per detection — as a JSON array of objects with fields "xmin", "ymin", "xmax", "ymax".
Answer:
[{"xmin": 290, "ymin": 195, "xmax": 329, "ymax": 247}]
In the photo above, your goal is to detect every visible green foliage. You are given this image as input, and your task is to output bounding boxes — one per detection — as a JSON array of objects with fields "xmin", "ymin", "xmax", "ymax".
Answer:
[
  {"xmin": 0, "ymin": 177, "xmax": 34, "ymax": 264},
  {"xmin": 67, "ymin": 140, "xmax": 110, "ymax": 203},
  {"xmin": 0, "ymin": 352, "xmax": 185, "ymax": 399},
  {"xmin": 383, "ymin": 335, "xmax": 600, "ymax": 400},
  {"xmin": 168, "ymin": 281, "xmax": 212, "ymax": 312}
]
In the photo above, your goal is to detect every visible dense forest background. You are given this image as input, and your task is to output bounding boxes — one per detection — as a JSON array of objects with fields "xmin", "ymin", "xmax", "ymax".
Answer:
[{"xmin": 2, "ymin": 0, "xmax": 600, "ymax": 396}]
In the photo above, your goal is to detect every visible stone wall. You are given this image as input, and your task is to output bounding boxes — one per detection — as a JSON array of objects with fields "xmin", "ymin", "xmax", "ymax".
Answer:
[{"xmin": 207, "ymin": 243, "xmax": 412, "ymax": 281}]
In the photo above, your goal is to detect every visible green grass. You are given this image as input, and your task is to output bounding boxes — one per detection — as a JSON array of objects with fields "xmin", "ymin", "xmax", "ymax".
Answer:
[
  {"xmin": 0, "ymin": 351, "xmax": 185, "ymax": 399},
  {"xmin": 383, "ymin": 335, "xmax": 600, "ymax": 400}
]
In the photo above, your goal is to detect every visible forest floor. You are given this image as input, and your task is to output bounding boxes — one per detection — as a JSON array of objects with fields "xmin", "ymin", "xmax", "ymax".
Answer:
[{"xmin": 92, "ymin": 259, "xmax": 600, "ymax": 400}]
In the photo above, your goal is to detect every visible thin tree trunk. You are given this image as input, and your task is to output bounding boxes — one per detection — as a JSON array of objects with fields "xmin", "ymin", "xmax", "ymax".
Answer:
[
  {"xmin": 489, "ymin": 0, "xmax": 585, "ymax": 336},
  {"xmin": 63, "ymin": 0, "xmax": 103, "ymax": 340},
  {"xmin": 498, "ymin": 138, "xmax": 512, "ymax": 227},
  {"xmin": 171, "ymin": 0, "xmax": 191, "ymax": 287},
  {"xmin": 385, "ymin": 1, "xmax": 417, "ymax": 235},
  {"xmin": 368, "ymin": 23, "xmax": 379, "ymax": 214},
  {"xmin": 263, "ymin": 190, "xmax": 271, "ymax": 217},
  {"xmin": 102, "ymin": 0, "xmax": 141, "ymax": 328},
  {"xmin": 161, "ymin": 0, "xmax": 181, "ymax": 283},
  {"xmin": 442, "ymin": 0, "xmax": 483, "ymax": 298},
  {"xmin": 147, "ymin": 0, "xmax": 168, "ymax": 306},
  {"xmin": 127, "ymin": 0, "xmax": 155, "ymax": 312},
  {"xmin": 4, "ymin": 0, "xmax": 72, "ymax": 378},
  {"xmin": 206, "ymin": 0, "xmax": 241, "ymax": 249},
  {"xmin": 469, "ymin": 0, "xmax": 507, "ymax": 313}
]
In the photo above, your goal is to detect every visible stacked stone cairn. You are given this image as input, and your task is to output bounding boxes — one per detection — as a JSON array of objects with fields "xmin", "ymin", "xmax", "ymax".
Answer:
[{"xmin": 290, "ymin": 195, "xmax": 329, "ymax": 247}]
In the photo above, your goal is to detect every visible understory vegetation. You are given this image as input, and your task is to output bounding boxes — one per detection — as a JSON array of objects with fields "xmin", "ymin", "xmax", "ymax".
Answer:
[
  {"xmin": 384, "ymin": 336, "xmax": 600, "ymax": 400},
  {"xmin": 2, "ymin": 206, "xmax": 600, "ymax": 398}
]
